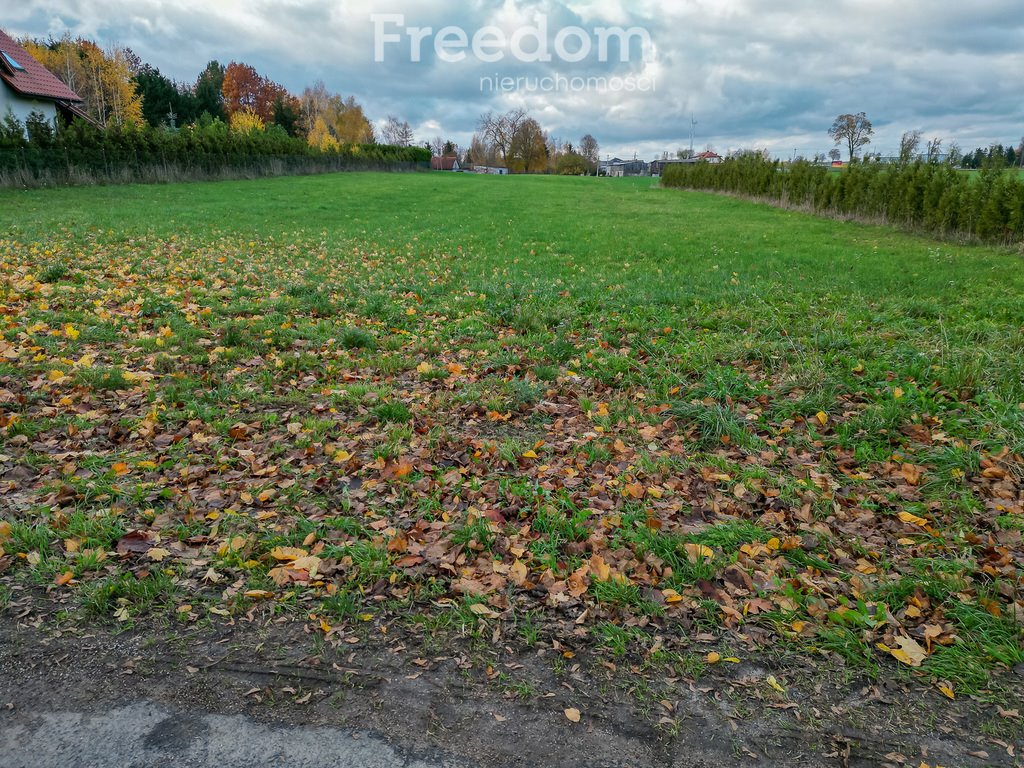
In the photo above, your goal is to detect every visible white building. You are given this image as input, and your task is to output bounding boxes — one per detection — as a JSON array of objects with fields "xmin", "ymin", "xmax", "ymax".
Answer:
[{"xmin": 0, "ymin": 29, "xmax": 83, "ymax": 133}]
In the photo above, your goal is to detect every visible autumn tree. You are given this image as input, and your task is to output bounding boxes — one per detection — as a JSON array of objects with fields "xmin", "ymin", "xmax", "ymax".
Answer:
[
  {"xmin": 828, "ymin": 112, "xmax": 873, "ymax": 162},
  {"xmin": 22, "ymin": 35, "xmax": 143, "ymax": 127},
  {"xmin": 222, "ymin": 61, "xmax": 290, "ymax": 124},
  {"xmin": 508, "ymin": 117, "xmax": 548, "ymax": 173},
  {"xmin": 298, "ymin": 81, "xmax": 374, "ymax": 147}
]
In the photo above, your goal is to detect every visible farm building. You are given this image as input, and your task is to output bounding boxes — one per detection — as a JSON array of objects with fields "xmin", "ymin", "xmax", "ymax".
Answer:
[
  {"xmin": 0, "ymin": 29, "xmax": 84, "ymax": 133},
  {"xmin": 473, "ymin": 165, "xmax": 509, "ymax": 175},
  {"xmin": 600, "ymin": 157, "xmax": 648, "ymax": 177}
]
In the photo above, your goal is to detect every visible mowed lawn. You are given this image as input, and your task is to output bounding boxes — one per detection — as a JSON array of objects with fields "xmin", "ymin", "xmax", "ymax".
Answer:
[{"xmin": 1, "ymin": 172, "xmax": 1022, "ymax": 697}]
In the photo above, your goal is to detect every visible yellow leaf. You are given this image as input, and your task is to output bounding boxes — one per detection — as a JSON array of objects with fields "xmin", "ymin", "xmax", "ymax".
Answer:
[
  {"xmin": 893, "ymin": 387, "xmax": 904, "ymax": 399},
  {"xmin": 63, "ymin": 324, "xmax": 79, "ymax": 340},
  {"xmin": 47, "ymin": 369, "xmax": 67, "ymax": 382},
  {"xmin": 815, "ymin": 411, "xmax": 829, "ymax": 426},
  {"xmin": 937, "ymin": 684, "xmax": 955, "ymax": 700},
  {"xmin": 521, "ymin": 450, "xmax": 539, "ymax": 460},
  {"xmin": 898, "ymin": 511, "xmax": 929, "ymax": 527},
  {"xmin": 706, "ymin": 651, "xmax": 721, "ymax": 664},
  {"xmin": 722, "ymin": 657, "xmax": 741, "ymax": 663},
  {"xmin": 244, "ymin": 590, "xmax": 274, "ymax": 599},
  {"xmin": 790, "ymin": 620, "xmax": 806, "ymax": 633},
  {"xmin": 766, "ymin": 675, "xmax": 786, "ymax": 694},
  {"xmin": 0, "ymin": 521, "xmax": 11, "ymax": 541},
  {"xmin": 270, "ymin": 546, "xmax": 308, "ymax": 562},
  {"xmin": 564, "ymin": 708, "xmax": 581, "ymax": 723},
  {"xmin": 416, "ymin": 361, "xmax": 433, "ymax": 374},
  {"xmin": 333, "ymin": 450, "xmax": 353, "ymax": 464},
  {"xmin": 147, "ymin": 547, "xmax": 171, "ymax": 561},
  {"xmin": 878, "ymin": 636, "xmax": 928, "ymax": 667},
  {"xmin": 590, "ymin": 554, "xmax": 612, "ymax": 582},
  {"xmin": 319, "ymin": 617, "xmax": 332, "ymax": 633},
  {"xmin": 662, "ymin": 588, "xmax": 684, "ymax": 604},
  {"xmin": 684, "ymin": 543, "xmax": 714, "ymax": 562},
  {"xmin": 509, "ymin": 559, "xmax": 528, "ymax": 587},
  {"xmin": 54, "ymin": 570, "xmax": 74, "ymax": 586},
  {"xmin": 767, "ymin": 537, "xmax": 781, "ymax": 551},
  {"xmin": 111, "ymin": 462, "xmax": 130, "ymax": 476},
  {"xmin": 137, "ymin": 460, "xmax": 157, "ymax": 470},
  {"xmin": 446, "ymin": 362, "xmax": 465, "ymax": 376}
]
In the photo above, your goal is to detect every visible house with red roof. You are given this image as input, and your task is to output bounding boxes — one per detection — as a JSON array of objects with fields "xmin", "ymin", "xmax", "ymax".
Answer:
[
  {"xmin": 0, "ymin": 29, "xmax": 84, "ymax": 132},
  {"xmin": 430, "ymin": 155, "xmax": 461, "ymax": 171}
]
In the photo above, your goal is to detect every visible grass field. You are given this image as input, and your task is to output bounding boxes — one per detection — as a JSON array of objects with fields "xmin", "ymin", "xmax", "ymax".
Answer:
[{"xmin": 1, "ymin": 172, "xmax": 1023, "ymax": 702}]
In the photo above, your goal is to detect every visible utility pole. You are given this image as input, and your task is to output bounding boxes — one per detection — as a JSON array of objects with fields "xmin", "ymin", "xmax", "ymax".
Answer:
[{"xmin": 689, "ymin": 114, "xmax": 697, "ymax": 154}]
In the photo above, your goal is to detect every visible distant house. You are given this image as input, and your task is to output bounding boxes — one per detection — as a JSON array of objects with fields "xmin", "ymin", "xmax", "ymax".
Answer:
[
  {"xmin": 695, "ymin": 150, "xmax": 723, "ymax": 164},
  {"xmin": 0, "ymin": 29, "xmax": 85, "ymax": 132},
  {"xmin": 431, "ymin": 155, "xmax": 461, "ymax": 171},
  {"xmin": 473, "ymin": 165, "xmax": 508, "ymax": 175}
]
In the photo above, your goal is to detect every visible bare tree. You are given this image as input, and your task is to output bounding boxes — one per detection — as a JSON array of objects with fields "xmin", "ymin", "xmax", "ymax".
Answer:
[
  {"xmin": 579, "ymin": 133, "xmax": 599, "ymax": 168},
  {"xmin": 828, "ymin": 112, "xmax": 873, "ymax": 161},
  {"xmin": 381, "ymin": 115, "xmax": 414, "ymax": 146},
  {"xmin": 478, "ymin": 108, "xmax": 528, "ymax": 164},
  {"xmin": 926, "ymin": 137, "xmax": 943, "ymax": 163},
  {"xmin": 828, "ymin": 148, "xmax": 841, "ymax": 162},
  {"xmin": 898, "ymin": 129, "xmax": 922, "ymax": 164}
]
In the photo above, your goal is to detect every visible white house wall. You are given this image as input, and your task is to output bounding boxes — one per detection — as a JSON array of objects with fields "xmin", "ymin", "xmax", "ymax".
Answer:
[{"xmin": 0, "ymin": 81, "xmax": 58, "ymax": 132}]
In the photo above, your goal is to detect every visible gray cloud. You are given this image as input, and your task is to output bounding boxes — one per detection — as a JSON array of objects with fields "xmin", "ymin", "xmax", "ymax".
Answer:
[{"xmin": 4, "ymin": 0, "xmax": 1023, "ymax": 158}]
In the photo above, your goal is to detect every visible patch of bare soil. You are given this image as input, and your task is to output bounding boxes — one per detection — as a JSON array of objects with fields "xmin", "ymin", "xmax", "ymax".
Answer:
[{"xmin": 1, "ymin": 597, "xmax": 1020, "ymax": 767}]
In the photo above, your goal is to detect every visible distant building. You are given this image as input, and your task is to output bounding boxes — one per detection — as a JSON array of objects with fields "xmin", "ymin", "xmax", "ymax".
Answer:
[
  {"xmin": 431, "ymin": 155, "xmax": 462, "ymax": 171},
  {"xmin": 695, "ymin": 151, "xmax": 723, "ymax": 163},
  {"xmin": 0, "ymin": 29, "xmax": 85, "ymax": 133},
  {"xmin": 600, "ymin": 157, "xmax": 648, "ymax": 177},
  {"xmin": 473, "ymin": 165, "xmax": 508, "ymax": 175}
]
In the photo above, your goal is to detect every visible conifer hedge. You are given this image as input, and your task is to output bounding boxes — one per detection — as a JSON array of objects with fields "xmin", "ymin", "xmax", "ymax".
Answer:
[
  {"xmin": 0, "ymin": 112, "xmax": 431, "ymax": 186},
  {"xmin": 662, "ymin": 156, "xmax": 1024, "ymax": 243}
]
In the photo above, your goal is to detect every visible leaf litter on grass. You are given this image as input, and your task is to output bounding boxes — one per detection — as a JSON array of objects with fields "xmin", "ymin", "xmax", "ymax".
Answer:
[{"xmin": 0, "ymin": 210, "xmax": 1022, "ymax": 713}]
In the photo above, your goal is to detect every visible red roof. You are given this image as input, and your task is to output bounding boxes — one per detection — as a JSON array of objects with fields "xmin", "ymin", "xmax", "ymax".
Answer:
[
  {"xmin": 0, "ymin": 29, "xmax": 82, "ymax": 102},
  {"xmin": 431, "ymin": 156, "xmax": 460, "ymax": 171}
]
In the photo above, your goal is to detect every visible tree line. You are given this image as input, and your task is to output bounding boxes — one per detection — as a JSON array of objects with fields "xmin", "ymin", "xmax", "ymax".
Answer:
[
  {"xmin": 661, "ymin": 153, "xmax": 1024, "ymax": 244},
  {"xmin": 468, "ymin": 108, "xmax": 599, "ymax": 174}
]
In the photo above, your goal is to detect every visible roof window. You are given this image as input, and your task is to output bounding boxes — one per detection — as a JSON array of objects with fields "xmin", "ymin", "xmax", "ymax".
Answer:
[{"xmin": 1, "ymin": 52, "xmax": 25, "ymax": 71}]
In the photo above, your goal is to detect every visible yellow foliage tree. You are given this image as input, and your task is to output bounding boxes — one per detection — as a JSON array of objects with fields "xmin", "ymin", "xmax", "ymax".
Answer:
[
  {"xmin": 21, "ymin": 36, "xmax": 143, "ymax": 127},
  {"xmin": 229, "ymin": 108, "xmax": 266, "ymax": 135},
  {"xmin": 306, "ymin": 116, "xmax": 339, "ymax": 152}
]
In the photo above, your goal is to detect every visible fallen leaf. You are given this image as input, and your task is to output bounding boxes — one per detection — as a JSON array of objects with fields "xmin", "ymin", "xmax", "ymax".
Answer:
[
  {"xmin": 878, "ymin": 636, "xmax": 928, "ymax": 667},
  {"xmin": 564, "ymin": 708, "xmax": 581, "ymax": 723},
  {"xmin": 270, "ymin": 546, "xmax": 308, "ymax": 562},
  {"xmin": 898, "ymin": 511, "xmax": 929, "ymax": 527}
]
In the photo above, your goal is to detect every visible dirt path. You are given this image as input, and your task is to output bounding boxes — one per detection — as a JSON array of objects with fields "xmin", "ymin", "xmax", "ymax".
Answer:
[{"xmin": 1, "ymin": 614, "xmax": 1018, "ymax": 768}]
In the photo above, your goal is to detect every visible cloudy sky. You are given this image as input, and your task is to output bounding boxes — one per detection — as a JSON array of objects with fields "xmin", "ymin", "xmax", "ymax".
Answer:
[{"xmin": 4, "ymin": 0, "xmax": 1023, "ymax": 159}]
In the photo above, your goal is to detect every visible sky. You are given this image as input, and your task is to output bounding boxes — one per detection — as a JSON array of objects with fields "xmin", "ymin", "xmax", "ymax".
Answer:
[{"xmin": 4, "ymin": 0, "xmax": 1023, "ymax": 159}]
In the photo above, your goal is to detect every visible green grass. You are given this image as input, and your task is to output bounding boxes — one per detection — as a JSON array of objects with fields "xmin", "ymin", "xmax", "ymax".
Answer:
[{"xmin": 1, "ymin": 171, "xmax": 1022, "ymax": 695}]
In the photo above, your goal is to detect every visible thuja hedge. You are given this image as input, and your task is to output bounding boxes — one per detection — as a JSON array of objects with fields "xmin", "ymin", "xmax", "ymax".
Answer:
[
  {"xmin": 0, "ymin": 114, "xmax": 431, "ymax": 186},
  {"xmin": 662, "ymin": 156, "xmax": 1024, "ymax": 243}
]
